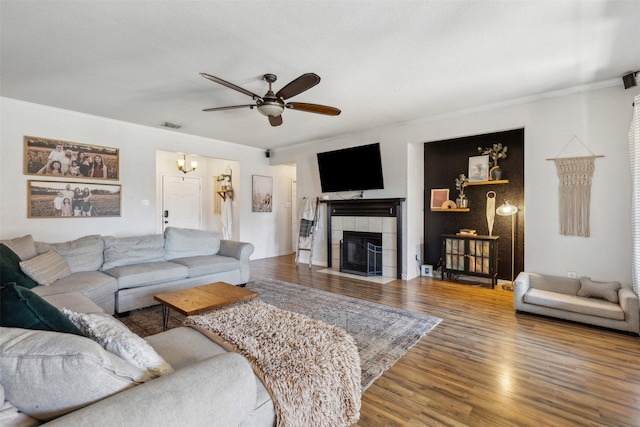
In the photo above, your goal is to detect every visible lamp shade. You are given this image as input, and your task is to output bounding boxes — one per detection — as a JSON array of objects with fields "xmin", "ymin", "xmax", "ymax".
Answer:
[
  {"xmin": 257, "ymin": 101, "xmax": 284, "ymax": 117},
  {"xmin": 496, "ymin": 201, "xmax": 518, "ymax": 216}
]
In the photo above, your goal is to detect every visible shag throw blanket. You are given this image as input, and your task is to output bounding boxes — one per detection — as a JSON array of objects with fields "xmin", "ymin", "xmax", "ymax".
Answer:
[{"xmin": 184, "ymin": 300, "xmax": 361, "ymax": 427}]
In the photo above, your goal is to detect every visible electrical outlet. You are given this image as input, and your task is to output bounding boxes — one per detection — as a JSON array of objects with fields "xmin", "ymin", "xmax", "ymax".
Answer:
[{"xmin": 567, "ymin": 271, "xmax": 577, "ymax": 279}]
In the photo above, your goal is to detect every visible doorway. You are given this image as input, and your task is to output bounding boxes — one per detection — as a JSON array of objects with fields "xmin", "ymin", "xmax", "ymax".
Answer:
[{"xmin": 161, "ymin": 175, "xmax": 202, "ymax": 231}]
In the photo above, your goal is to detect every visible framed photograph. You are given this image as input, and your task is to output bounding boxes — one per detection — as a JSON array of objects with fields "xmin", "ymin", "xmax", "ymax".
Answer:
[
  {"xmin": 24, "ymin": 136, "xmax": 119, "ymax": 180},
  {"xmin": 430, "ymin": 188, "xmax": 450, "ymax": 209},
  {"xmin": 252, "ymin": 175, "xmax": 273, "ymax": 212},
  {"xmin": 28, "ymin": 180, "xmax": 121, "ymax": 218},
  {"xmin": 468, "ymin": 155, "xmax": 489, "ymax": 182},
  {"xmin": 421, "ymin": 264, "xmax": 434, "ymax": 277}
]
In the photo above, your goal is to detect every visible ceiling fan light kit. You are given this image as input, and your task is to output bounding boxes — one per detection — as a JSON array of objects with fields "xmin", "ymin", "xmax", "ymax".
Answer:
[{"xmin": 201, "ymin": 72, "xmax": 340, "ymax": 127}]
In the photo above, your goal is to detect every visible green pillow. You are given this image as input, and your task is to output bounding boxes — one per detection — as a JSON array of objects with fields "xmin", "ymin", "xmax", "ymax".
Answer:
[
  {"xmin": 0, "ymin": 244, "xmax": 38, "ymax": 289},
  {"xmin": 0, "ymin": 283, "xmax": 83, "ymax": 336}
]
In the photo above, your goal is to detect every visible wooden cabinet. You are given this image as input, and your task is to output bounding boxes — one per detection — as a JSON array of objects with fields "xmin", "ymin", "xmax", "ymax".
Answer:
[{"xmin": 441, "ymin": 234, "xmax": 499, "ymax": 288}]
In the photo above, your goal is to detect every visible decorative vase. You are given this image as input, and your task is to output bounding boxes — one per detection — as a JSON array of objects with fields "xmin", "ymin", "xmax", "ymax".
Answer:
[
  {"xmin": 490, "ymin": 166, "xmax": 503, "ymax": 181},
  {"xmin": 456, "ymin": 194, "xmax": 468, "ymax": 208}
]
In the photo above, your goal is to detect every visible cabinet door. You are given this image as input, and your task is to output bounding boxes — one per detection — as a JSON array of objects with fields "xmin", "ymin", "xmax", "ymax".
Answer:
[
  {"xmin": 468, "ymin": 239, "xmax": 491, "ymax": 274},
  {"xmin": 444, "ymin": 238, "xmax": 465, "ymax": 271}
]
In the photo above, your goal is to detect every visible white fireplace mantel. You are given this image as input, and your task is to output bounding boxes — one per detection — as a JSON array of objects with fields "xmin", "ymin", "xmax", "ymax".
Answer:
[{"xmin": 321, "ymin": 198, "xmax": 405, "ymax": 280}]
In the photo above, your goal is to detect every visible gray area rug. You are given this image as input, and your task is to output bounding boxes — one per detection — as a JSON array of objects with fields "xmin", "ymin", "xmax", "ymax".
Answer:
[{"xmin": 246, "ymin": 279, "xmax": 442, "ymax": 390}]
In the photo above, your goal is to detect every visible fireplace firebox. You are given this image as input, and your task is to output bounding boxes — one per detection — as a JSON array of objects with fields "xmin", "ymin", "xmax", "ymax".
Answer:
[{"xmin": 341, "ymin": 231, "xmax": 383, "ymax": 276}]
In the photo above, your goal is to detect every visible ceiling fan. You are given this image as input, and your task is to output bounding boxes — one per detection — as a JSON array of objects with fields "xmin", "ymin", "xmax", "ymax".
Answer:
[{"xmin": 200, "ymin": 72, "xmax": 341, "ymax": 127}]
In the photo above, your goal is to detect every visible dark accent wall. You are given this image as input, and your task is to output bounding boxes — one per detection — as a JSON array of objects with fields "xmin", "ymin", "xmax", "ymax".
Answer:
[{"xmin": 424, "ymin": 128, "xmax": 524, "ymax": 281}]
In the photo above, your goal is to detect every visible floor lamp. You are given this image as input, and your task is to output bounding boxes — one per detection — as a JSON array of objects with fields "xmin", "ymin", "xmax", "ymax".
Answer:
[{"xmin": 496, "ymin": 201, "xmax": 518, "ymax": 291}]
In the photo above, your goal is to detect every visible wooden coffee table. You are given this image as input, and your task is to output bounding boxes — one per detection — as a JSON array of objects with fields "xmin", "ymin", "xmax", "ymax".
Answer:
[{"xmin": 154, "ymin": 282, "xmax": 259, "ymax": 331}]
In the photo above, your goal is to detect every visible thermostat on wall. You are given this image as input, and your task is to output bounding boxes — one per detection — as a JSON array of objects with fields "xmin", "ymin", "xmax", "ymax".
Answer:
[{"xmin": 421, "ymin": 264, "xmax": 433, "ymax": 277}]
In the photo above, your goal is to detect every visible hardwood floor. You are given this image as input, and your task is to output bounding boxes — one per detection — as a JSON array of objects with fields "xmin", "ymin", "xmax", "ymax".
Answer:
[{"xmin": 251, "ymin": 254, "xmax": 640, "ymax": 427}]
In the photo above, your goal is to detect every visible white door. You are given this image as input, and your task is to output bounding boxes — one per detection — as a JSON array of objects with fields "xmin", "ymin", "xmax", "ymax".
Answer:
[{"xmin": 162, "ymin": 175, "xmax": 202, "ymax": 231}]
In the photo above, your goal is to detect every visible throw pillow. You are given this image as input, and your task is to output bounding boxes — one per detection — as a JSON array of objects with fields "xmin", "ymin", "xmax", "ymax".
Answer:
[
  {"xmin": 0, "ymin": 244, "xmax": 38, "ymax": 289},
  {"xmin": 0, "ymin": 326, "xmax": 146, "ymax": 421},
  {"xmin": 0, "ymin": 235, "xmax": 37, "ymax": 261},
  {"xmin": 62, "ymin": 309, "xmax": 174, "ymax": 379},
  {"xmin": 577, "ymin": 277, "xmax": 622, "ymax": 303},
  {"xmin": 19, "ymin": 250, "xmax": 71, "ymax": 286},
  {"xmin": 0, "ymin": 283, "xmax": 83, "ymax": 335},
  {"xmin": 35, "ymin": 235, "xmax": 104, "ymax": 273}
]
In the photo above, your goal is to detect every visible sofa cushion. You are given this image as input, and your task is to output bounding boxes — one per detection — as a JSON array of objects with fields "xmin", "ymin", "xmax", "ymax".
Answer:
[
  {"xmin": 32, "ymin": 271, "xmax": 118, "ymax": 304},
  {"xmin": 0, "ymin": 244, "xmax": 38, "ymax": 289},
  {"xmin": 104, "ymin": 261, "xmax": 189, "ymax": 289},
  {"xmin": 36, "ymin": 235, "xmax": 104, "ymax": 273},
  {"xmin": 0, "ymin": 235, "xmax": 37, "ymax": 261},
  {"xmin": 577, "ymin": 277, "xmax": 621, "ymax": 303},
  {"xmin": 0, "ymin": 384, "xmax": 39, "ymax": 427},
  {"xmin": 44, "ymin": 292, "xmax": 105, "ymax": 314},
  {"xmin": 529, "ymin": 273, "xmax": 581, "ymax": 295},
  {"xmin": 524, "ymin": 288, "xmax": 625, "ymax": 320},
  {"xmin": 19, "ymin": 250, "xmax": 71, "ymax": 286},
  {"xmin": 0, "ymin": 283, "xmax": 83, "ymax": 335},
  {"xmin": 164, "ymin": 227, "xmax": 221, "ymax": 260},
  {"xmin": 102, "ymin": 234, "xmax": 166, "ymax": 270},
  {"xmin": 171, "ymin": 255, "xmax": 240, "ymax": 277},
  {"xmin": 0, "ymin": 327, "xmax": 146, "ymax": 421},
  {"xmin": 62, "ymin": 309, "xmax": 174, "ymax": 379}
]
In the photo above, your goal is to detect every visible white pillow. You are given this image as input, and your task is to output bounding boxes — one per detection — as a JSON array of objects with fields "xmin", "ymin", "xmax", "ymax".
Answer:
[
  {"xmin": 62, "ymin": 309, "xmax": 174, "ymax": 379},
  {"xmin": 19, "ymin": 250, "xmax": 71, "ymax": 285}
]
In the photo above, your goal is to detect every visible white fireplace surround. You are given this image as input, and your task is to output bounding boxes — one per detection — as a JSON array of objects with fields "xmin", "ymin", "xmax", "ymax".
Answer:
[{"xmin": 331, "ymin": 216, "xmax": 397, "ymax": 278}]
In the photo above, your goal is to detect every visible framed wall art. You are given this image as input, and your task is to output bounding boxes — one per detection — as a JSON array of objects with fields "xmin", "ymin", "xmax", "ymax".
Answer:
[
  {"xmin": 468, "ymin": 155, "xmax": 489, "ymax": 182},
  {"xmin": 28, "ymin": 180, "xmax": 121, "ymax": 218},
  {"xmin": 24, "ymin": 136, "xmax": 119, "ymax": 180},
  {"xmin": 430, "ymin": 188, "xmax": 449, "ymax": 209},
  {"xmin": 252, "ymin": 175, "xmax": 273, "ymax": 212}
]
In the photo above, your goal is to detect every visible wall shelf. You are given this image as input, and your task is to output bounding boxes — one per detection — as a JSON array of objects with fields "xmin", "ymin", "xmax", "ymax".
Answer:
[
  {"xmin": 465, "ymin": 179, "xmax": 509, "ymax": 186},
  {"xmin": 431, "ymin": 208, "xmax": 470, "ymax": 212}
]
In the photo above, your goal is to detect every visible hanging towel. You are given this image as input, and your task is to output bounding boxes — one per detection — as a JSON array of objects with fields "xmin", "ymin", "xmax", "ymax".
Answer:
[
  {"xmin": 300, "ymin": 197, "xmax": 316, "ymax": 221},
  {"xmin": 222, "ymin": 197, "xmax": 233, "ymax": 240}
]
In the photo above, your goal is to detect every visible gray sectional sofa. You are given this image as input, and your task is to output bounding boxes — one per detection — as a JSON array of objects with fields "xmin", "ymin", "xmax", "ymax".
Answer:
[
  {"xmin": 0, "ymin": 227, "xmax": 276, "ymax": 426},
  {"xmin": 514, "ymin": 272, "xmax": 640, "ymax": 334},
  {"xmin": 6, "ymin": 226, "xmax": 254, "ymax": 315}
]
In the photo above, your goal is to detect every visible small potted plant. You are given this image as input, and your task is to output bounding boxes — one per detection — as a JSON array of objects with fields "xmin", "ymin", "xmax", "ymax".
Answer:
[
  {"xmin": 455, "ymin": 173, "xmax": 469, "ymax": 208},
  {"xmin": 477, "ymin": 143, "xmax": 508, "ymax": 180}
]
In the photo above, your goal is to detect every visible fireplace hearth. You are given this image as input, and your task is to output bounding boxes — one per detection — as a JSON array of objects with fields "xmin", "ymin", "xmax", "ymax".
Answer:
[{"xmin": 341, "ymin": 231, "xmax": 383, "ymax": 276}]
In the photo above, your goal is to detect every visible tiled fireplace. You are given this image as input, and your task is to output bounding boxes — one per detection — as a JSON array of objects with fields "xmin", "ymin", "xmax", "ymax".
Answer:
[{"xmin": 322, "ymin": 198, "xmax": 405, "ymax": 279}]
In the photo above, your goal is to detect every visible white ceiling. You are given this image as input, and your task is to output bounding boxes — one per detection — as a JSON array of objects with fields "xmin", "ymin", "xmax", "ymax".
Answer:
[{"xmin": 2, "ymin": 1, "xmax": 639, "ymax": 151}]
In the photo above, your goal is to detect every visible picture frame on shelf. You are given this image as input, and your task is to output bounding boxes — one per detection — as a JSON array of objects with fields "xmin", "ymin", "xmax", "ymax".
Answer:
[
  {"xmin": 27, "ymin": 180, "xmax": 122, "ymax": 218},
  {"xmin": 430, "ymin": 188, "xmax": 449, "ymax": 210},
  {"xmin": 468, "ymin": 155, "xmax": 489, "ymax": 182}
]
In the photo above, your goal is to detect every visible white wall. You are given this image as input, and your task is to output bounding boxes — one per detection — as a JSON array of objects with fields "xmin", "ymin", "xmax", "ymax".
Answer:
[
  {"xmin": 272, "ymin": 82, "xmax": 639, "ymax": 284},
  {"xmin": 0, "ymin": 98, "xmax": 294, "ymax": 260}
]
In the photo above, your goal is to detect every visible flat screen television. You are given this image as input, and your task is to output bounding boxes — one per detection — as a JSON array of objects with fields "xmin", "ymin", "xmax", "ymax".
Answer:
[{"xmin": 316, "ymin": 143, "xmax": 384, "ymax": 193}]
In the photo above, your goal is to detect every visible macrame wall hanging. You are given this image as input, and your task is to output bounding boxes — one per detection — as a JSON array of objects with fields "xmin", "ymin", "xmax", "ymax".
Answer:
[
  {"xmin": 547, "ymin": 136, "xmax": 603, "ymax": 237},
  {"xmin": 486, "ymin": 191, "xmax": 496, "ymax": 236}
]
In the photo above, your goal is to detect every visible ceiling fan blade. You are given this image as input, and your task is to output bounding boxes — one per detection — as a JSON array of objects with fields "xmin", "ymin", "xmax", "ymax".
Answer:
[
  {"xmin": 200, "ymin": 73, "xmax": 262, "ymax": 100},
  {"xmin": 286, "ymin": 102, "xmax": 341, "ymax": 116},
  {"xmin": 202, "ymin": 104, "xmax": 255, "ymax": 112},
  {"xmin": 276, "ymin": 73, "xmax": 321, "ymax": 100},
  {"xmin": 269, "ymin": 115, "xmax": 283, "ymax": 127}
]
